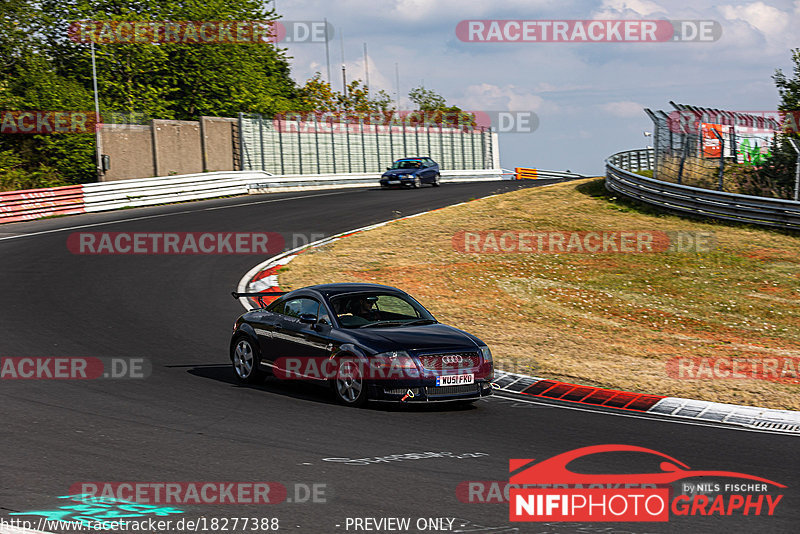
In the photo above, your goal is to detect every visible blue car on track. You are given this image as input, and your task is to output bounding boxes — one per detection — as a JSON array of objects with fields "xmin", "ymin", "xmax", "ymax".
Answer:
[{"xmin": 380, "ymin": 157, "xmax": 440, "ymax": 188}]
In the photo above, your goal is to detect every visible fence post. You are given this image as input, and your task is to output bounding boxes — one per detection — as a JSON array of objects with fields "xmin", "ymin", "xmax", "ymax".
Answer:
[
  {"xmin": 375, "ymin": 123, "xmax": 380, "ymax": 172},
  {"xmin": 330, "ymin": 116, "xmax": 336, "ymax": 174},
  {"xmin": 237, "ymin": 113, "xmax": 246, "ymax": 172},
  {"xmin": 297, "ymin": 116, "xmax": 303, "ymax": 175},
  {"xmin": 710, "ymin": 128, "xmax": 725, "ymax": 191},
  {"xmin": 789, "ymin": 138, "xmax": 800, "ymax": 201},
  {"xmin": 678, "ymin": 134, "xmax": 688, "ymax": 185},
  {"xmin": 277, "ymin": 116, "xmax": 285, "ymax": 175},
  {"xmin": 360, "ymin": 119, "xmax": 367, "ymax": 172},
  {"xmin": 345, "ymin": 118, "xmax": 352, "ymax": 173},
  {"xmin": 259, "ymin": 115, "xmax": 266, "ymax": 172},
  {"xmin": 481, "ymin": 127, "xmax": 486, "ymax": 169},
  {"xmin": 314, "ymin": 114, "xmax": 321, "ymax": 174}
]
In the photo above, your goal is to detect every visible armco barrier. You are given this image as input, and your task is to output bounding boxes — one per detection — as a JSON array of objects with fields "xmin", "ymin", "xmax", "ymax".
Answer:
[
  {"xmin": 0, "ymin": 185, "xmax": 86, "ymax": 223},
  {"xmin": 606, "ymin": 148, "xmax": 800, "ymax": 230},
  {"xmin": 1, "ymin": 168, "xmax": 519, "ymax": 224}
]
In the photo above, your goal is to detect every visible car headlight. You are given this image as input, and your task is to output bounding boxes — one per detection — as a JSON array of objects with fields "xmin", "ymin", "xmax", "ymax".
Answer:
[
  {"xmin": 479, "ymin": 345, "xmax": 492, "ymax": 363},
  {"xmin": 370, "ymin": 351, "xmax": 419, "ymax": 378}
]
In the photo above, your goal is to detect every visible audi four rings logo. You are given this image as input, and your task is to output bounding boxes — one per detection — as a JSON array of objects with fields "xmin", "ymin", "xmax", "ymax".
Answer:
[{"xmin": 442, "ymin": 355, "xmax": 464, "ymax": 364}]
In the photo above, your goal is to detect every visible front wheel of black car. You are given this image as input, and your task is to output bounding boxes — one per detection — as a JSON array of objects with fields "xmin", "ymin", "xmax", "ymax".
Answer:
[
  {"xmin": 331, "ymin": 357, "xmax": 368, "ymax": 407},
  {"xmin": 232, "ymin": 336, "xmax": 266, "ymax": 384},
  {"xmin": 432, "ymin": 173, "xmax": 440, "ymax": 186},
  {"xmin": 412, "ymin": 176, "xmax": 421, "ymax": 188}
]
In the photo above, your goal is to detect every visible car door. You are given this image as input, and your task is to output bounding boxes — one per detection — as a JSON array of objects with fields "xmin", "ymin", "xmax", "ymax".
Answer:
[
  {"xmin": 275, "ymin": 297, "xmax": 334, "ymax": 377},
  {"xmin": 423, "ymin": 159, "xmax": 436, "ymax": 182},
  {"xmin": 249, "ymin": 298, "xmax": 289, "ymax": 365}
]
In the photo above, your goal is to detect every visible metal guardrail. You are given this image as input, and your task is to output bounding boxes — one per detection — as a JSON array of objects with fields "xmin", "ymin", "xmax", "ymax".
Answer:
[
  {"xmin": 606, "ymin": 148, "xmax": 800, "ymax": 230},
  {"xmin": 1, "ymin": 168, "xmax": 516, "ymax": 224}
]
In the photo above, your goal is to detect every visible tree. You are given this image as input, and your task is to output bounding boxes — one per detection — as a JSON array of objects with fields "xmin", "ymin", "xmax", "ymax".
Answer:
[
  {"xmin": 297, "ymin": 73, "xmax": 395, "ymax": 113},
  {"xmin": 408, "ymin": 86, "xmax": 446, "ymax": 111},
  {"xmin": 407, "ymin": 85, "xmax": 475, "ymax": 129},
  {"xmin": 1, "ymin": 0, "xmax": 300, "ymax": 189},
  {"xmin": 774, "ymin": 48, "xmax": 800, "ymax": 115}
]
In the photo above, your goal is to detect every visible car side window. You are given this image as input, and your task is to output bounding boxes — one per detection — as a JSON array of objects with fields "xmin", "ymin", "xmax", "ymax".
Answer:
[
  {"xmin": 268, "ymin": 298, "xmax": 286, "ymax": 314},
  {"xmin": 317, "ymin": 302, "xmax": 332, "ymax": 325},
  {"xmin": 283, "ymin": 297, "xmax": 320, "ymax": 319}
]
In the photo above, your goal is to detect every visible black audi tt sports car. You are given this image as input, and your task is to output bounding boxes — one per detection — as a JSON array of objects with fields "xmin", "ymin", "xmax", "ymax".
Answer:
[{"xmin": 230, "ymin": 283, "xmax": 494, "ymax": 406}]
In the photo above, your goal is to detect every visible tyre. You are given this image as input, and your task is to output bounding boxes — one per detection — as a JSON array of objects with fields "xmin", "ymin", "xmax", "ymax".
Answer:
[
  {"xmin": 432, "ymin": 173, "xmax": 440, "ymax": 186},
  {"xmin": 331, "ymin": 357, "xmax": 368, "ymax": 407},
  {"xmin": 412, "ymin": 175, "xmax": 421, "ymax": 188},
  {"xmin": 231, "ymin": 336, "xmax": 266, "ymax": 384}
]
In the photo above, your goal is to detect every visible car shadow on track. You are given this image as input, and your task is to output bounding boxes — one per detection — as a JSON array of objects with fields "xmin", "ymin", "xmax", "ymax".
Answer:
[{"xmin": 182, "ymin": 364, "xmax": 480, "ymax": 412}]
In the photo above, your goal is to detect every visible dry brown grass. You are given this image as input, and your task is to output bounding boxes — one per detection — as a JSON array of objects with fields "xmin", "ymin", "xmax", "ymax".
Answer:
[{"xmin": 280, "ymin": 179, "xmax": 800, "ymax": 410}]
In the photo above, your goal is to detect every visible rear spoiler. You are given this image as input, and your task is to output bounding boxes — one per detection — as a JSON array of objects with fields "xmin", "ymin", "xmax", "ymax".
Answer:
[{"xmin": 231, "ymin": 291, "xmax": 287, "ymax": 308}]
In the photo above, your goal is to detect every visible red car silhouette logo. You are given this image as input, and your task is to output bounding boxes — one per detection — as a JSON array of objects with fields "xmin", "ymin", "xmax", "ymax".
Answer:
[{"xmin": 510, "ymin": 444, "xmax": 785, "ymax": 487}]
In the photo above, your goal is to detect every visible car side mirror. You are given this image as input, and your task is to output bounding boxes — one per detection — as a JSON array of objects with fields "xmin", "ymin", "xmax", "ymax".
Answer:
[
  {"xmin": 386, "ymin": 167, "xmax": 391, "ymax": 171},
  {"xmin": 299, "ymin": 313, "xmax": 317, "ymax": 325}
]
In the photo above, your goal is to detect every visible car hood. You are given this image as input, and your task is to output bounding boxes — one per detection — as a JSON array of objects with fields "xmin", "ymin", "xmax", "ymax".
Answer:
[
  {"xmin": 350, "ymin": 323, "xmax": 482, "ymax": 353},
  {"xmin": 383, "ymin": 169, "xmax": 416, "ymax": 176}
]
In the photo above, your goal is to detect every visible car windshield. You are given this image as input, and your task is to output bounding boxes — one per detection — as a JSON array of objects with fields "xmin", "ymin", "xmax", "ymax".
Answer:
[
  {"xmin": 330, "ymin": 292, "xmax": 435, "ymax": 329},
  {"xmin": 390, "ymin": 160, "xmax": 423, "ymax": 169}
]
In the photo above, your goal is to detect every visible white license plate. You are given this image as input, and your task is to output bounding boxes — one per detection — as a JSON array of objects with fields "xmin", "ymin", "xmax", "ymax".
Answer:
[
  {"xmin": 388, "ymin": 180, "xmax": 400, "ymax": 184},
  {"xmin": 436, "ymin": 374, "xmax": 474, "ymax": 386}
]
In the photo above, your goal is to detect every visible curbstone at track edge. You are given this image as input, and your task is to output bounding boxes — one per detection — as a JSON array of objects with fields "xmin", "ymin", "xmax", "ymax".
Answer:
[{"xmin": 234, "ymin": 186, "xmax": 800, "ymax": 434}]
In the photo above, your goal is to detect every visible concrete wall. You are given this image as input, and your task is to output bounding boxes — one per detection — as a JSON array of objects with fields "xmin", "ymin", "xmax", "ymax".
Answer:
[
  {"xmin": 99, "ymin": 116, "xmax": 237, "ymax": 182},
  {"xmin": 152, "ymin": 120, "xmax": 203, "ymax": 177},
  {"xmin": 201, "ymin": 117, "xmax": 237, "ymax": 172},
  {"xmin": 100, "ymin": 125, "xmax": 155, "ymax": 181}
]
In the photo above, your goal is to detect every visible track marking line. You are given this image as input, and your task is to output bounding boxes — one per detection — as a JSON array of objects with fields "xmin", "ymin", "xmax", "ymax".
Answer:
[{"xmin": 0, "ymin": 189, "xmax": 357, "ymax": 243}]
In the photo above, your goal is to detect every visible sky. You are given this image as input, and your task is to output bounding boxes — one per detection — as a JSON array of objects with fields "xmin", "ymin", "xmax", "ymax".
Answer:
[{"xmin": 274, "ymin": 0, "xmax": 800, "ymax": 175}]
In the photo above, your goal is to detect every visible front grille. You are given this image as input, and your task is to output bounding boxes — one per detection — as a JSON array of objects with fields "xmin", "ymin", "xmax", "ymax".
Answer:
[
  {"xmin": 419, "ymin": 352, "xmax": 480, "ymax": 371},
  {"xmin": 426, "ymin": 384, "xmax": 480, "ymax": 397}
]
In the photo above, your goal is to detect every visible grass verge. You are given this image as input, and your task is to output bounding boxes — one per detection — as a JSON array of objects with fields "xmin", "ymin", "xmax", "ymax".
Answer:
[{"xmin": 280, "ymin": 179, "xmax": 800, "ymax": 410}]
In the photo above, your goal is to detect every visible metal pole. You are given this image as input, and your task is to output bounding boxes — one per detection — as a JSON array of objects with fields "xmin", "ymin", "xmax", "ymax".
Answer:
[
  {"xmin": 360, "ymin": 119, "xmax": 366, "ymax": 172},
  {"xmin": 789, "ymin": 138, "xmax": 800, "ymax": 201},
  {"xmin": 710, "ymin": 128, "xmax": 725, "ymax": 191},
  {"xmin": 330, "ymin": 116, "xmax": 336, "ymax": 174},
  {"xmin": 677, "ymin": 134, "xmax": 687, "ymax": 184},
  {"xmin": 395, "ymin": 63, "xmax": 400, "ymax": 110},
  {"xmin": 297, "ymin": 116, "xmax": 303, "ymax": 174},
  {"xmin": 90, "ymin": 42, "xmax": 104, "ymax": 180},
  {"xmin": 277, "ymin": 115, "xmax": 285, "ymax": 174},
  {"xmin": 324, "ymin": 18, "xmax": 331, "ymax": 84},
  {"xmin": 259, "ymin": 115, "xmax": 265, "ymax": 171},
  {"xmin": 314, "ymin": 114, "xmax": 321, "ymax": 174},
  {"xmin": 375, "ymin": 123, "xmax": 380, "ymax": 171},
  {"xmin": 345, "ymin": 119, "xmax": 351, "ymax": 173},
  {"xmin": 363, "ymin": 43, "xmax": 369, "ymax": 94}
]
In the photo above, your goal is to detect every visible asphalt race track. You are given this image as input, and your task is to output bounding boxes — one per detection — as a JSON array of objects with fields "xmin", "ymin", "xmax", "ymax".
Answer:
[{"xmin": 1, "ymin": 180, "xmax": 797, "ymax": 534}]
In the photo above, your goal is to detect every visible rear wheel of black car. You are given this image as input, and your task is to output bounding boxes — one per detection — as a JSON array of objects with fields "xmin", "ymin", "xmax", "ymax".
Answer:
[
  {"xmin": 432, "ymin": 173, "xmax": 440, "ymax": 186},
  {"xmin": 232, "ymin": 336, "xmax": 266, "ymax": 384},
  {"xmin": 332, "ymin": 357, "xmax": 368, "ymax": 407}
]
